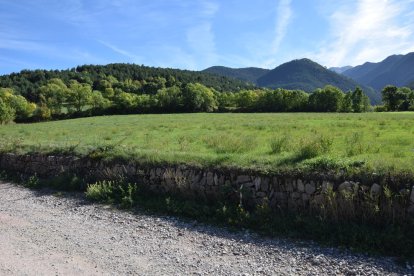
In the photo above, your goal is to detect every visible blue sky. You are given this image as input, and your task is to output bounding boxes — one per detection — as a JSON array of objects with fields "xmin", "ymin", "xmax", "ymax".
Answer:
[{"xmin": 1, "ymin": 0, "xmax": 414, "ymax": 75}]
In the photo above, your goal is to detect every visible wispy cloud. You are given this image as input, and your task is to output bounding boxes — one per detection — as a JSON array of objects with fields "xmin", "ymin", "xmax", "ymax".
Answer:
[
  {"xmin": 262, "ymin": 0, "xmax": 292, "ymax": 68},
  {"xmin": 0, "ymin": 38, "xmax": 49, "ymax": 52},
  {"xmin": 313, "ymin": 0, "xmax": 414, "ymax": 66},
  {"xmin": 186, "ymin": 22, "xmax": 218, "ymax": 69},
  {"xmin": 98, "ymin": 40, "xmax": 142, "ymax": 63},
  {"xmin": 200, "ymin": 0, "xmax": 219, "ymax": 17},
  {"xmin": 183, "ymin": 1, "xmax": 220, "ymax": 69},
  {"xmin": 273, "ymin": 0, "xmax": 292, "ymax": 54}
]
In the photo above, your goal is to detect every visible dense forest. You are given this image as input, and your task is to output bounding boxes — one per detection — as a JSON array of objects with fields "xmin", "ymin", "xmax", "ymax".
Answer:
[
  {"xmin": 0, "ymin": 64, "xmax": 255, "ymax": 103},
  {"xmin": 0, "ymin": 63, "xmax": 412, "ymax": 124}
]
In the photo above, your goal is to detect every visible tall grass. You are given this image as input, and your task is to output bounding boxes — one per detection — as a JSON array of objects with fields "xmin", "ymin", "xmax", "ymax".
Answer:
[
  {"xmin": 0, "ymin": 113, "xmax": 413, "ymax": 172},
  {"xmin": 203, "ymin": 134, "xmax": 255, "ymax": 154},
  {"xmin": 269, "ymin": 135, "xmax": 289, "ymax": 154}
]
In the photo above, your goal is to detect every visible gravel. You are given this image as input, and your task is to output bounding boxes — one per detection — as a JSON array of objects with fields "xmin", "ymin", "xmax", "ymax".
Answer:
[{"xmin": 0, "ymin": 181, "xmax": 412, "ymax": 275}]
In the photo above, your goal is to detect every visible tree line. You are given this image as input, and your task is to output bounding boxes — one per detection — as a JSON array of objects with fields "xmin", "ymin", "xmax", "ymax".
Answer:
[
  {"xmin": 0, "ymin": 64, "xmax": 412, "ymax": 124},
  {"xmin": 0, "ymin": 73, "xmax": 374, "ymax": 124},
  {"xmin": 380, "ymin": 85, "xmax": 414, "ymax": 111},
  {"xmin": 0, "ymin": 63, "xmax": 255, "ymax": 103}
]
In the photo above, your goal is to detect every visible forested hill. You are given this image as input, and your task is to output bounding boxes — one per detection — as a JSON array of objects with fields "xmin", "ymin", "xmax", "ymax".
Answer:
[
  {"xmin": 342, "ymin": 52, "xmax": 414, "ymax": 91},
  {"xmin": 256, "ymin": 59, "xmax": 368, "ymax": 93},
  {"xmin": 203, "ymin": 59, "xmax": 380, "ymax": 104},
  {"xmin": 0, "ymin": 63, "xmax": 255, "ymax": 102},
  {"xmin": 202, "ymin": 66, "xmax": 269, "ymax": 83}
]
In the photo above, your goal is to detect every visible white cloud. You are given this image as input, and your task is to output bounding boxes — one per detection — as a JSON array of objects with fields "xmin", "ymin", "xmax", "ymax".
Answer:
[
  {"xmin": 262, "ymin": 0, "xmax": 292, "ymax": 68},
  {"xmin": 273, "ymin": 0, "xmax": 292, "ymax": 53},
  {"xmin": 200, "ymin": 0, "xmax": 219, "ymax": 17},
  {"xmin": 181, "ymin": 1, "xmax": 220, "ymax": 69},
  {"xmin": 98, "ymin": 40, "xmax": 142, "ymax": 63},
  {"xmin": 313, "ymin": 0, "xmax": 414, "ymax": 66},
  {"xmin": 186, "ymin": 22, "xmax": 218, "ymax": 69}
]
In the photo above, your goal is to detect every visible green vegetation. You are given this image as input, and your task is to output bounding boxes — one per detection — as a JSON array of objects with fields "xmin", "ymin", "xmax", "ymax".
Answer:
[
  {"xmin": 82, "ymin": 180, "xmax": 413, "ymax": 258},
  {"xmin": 0, "ymin": 77, "xmax": 375, "ymax": 124},
  {"xmin": 1, "ymin": 112, "xmax": 414, "ymax": 174},
  {"xmin": 203, "ymin": 59, "xmax": 379, "ymax": 104},
  {"xmin": 381, "ymin": 85, "xmax": 414, "ymax": 111},
  {"xmin": 203, "ymin": 66, "xmax": 269, "ymax": 83},
  {"xmin": 255, "ymin": 58, "xmax": 379, "ymax": 104},
  {"xmin": 0, "ymin": 63, "xmax": 255, "ymax": 101},
  {"xmin": 1, "ymin": 167, "xmax": 411, "ymax": 258},
  {"xmin": 0, "ymin": 62, "xmax": 412, "ymax": 126}
]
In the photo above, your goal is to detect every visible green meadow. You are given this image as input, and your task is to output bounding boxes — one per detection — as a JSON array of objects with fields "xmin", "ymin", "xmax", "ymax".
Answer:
[{"xmin": 1, "ymin": 112, "xmax": 414, "ymax": 173}]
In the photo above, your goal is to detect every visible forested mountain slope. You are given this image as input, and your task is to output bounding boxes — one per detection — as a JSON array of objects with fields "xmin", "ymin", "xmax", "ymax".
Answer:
[
  {"xmin": 256, "ymin": 59, "xmax": 379, "ymax": 104},
  {"xmin": 202, "ymin": 66, "xmax": 269, "ymax": 84},
  {"xmin": 342, "ymin": 52, "xmax": 414, "ymax": 91}
]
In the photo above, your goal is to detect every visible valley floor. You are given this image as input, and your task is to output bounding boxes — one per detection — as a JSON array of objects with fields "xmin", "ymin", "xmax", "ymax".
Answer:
[
  {"xmin": 1, "ymin": 112, "xmax": 413, "ymax": 173},
  {"xmin": 0, "ymin": 181, "xmax": 410, "ymax": 275}
]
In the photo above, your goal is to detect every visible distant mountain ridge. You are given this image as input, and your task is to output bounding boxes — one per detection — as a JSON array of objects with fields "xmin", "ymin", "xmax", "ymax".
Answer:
[
  {"xmin": 329, "ymin": 66, "xmax": 353, "ymax": 74},
  {"xmin": 204, "ymin": 59, "xmax": 380, "ymax": 104},
  {"xmin": 342, "ymin": 52, "xmax": 414, "ymax": 91},
  {"xmin": 202, "ymin": 66, "xmax": 269, "ymax": 83}
]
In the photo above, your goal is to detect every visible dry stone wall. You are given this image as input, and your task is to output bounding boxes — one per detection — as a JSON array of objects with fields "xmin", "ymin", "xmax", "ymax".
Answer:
[{"xmin": 1, "ymin": 153, "xmax": 413, "ymax": 218}]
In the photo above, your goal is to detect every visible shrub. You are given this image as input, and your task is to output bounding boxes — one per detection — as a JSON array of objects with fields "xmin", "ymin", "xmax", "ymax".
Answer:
[
  {"xmin": 374, "ymin": 105, "xmax": 387, "ymax": 112},
  {"xmin": 0, "ymin": 98, "xmax": 16, "ymax": 124},
  {"xmin": 24, "ymin": 174, "xmax": 40, "ymax": 188},
  {"xmin": 85, "ymin": 180, "xmax": 115, "ymax": 203},
  {"xmin": 269, "ymin": 135, "xmax": 288, "ymax": 154},
  {"xmin": 85, "ymin": 180, "xmax": 138, "ymax": 208},
  {"xmin": 295, "ymin": 135, "xmax": 332, "ymax": 160}
]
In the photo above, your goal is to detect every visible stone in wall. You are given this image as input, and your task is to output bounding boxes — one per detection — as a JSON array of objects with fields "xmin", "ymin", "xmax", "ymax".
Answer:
[
  {"xmin": 305, "ymin": 182, "xmax": 316, "ymax": 195},
  {"xmin": 297, "ymin": 179, "xmax": 305, "ymax": 193},
  {"xmin": 370, "ymin": 183, "xmax": 381, "ymax": 198},
  {"xmin": 260, "ymin": 177, "xmax": 270, "ymax": 192},
  {"xmin": 236, "ymin": 175, "xmax": 250, "ymax": 184}
]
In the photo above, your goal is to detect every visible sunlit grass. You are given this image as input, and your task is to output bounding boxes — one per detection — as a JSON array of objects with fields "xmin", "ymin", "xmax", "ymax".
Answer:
[{"xmin": 0, "ymin": 112, "xmax": 413, "ymax": 173}]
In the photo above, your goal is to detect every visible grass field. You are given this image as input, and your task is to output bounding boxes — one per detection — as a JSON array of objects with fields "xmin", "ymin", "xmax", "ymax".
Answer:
[{"xmin": 1, "ymin": 112, "xmax": 414, "ymax": 173}]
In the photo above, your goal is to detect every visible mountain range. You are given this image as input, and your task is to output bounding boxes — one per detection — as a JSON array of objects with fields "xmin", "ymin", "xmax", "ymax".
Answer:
[
  {"xmin": 203, "ymin": 59, "xmax": 379, "ymax": 104},
  {"xmin": 2, "ymin": 52, "xmax": 413, "ymax": 106},
  {"xmin": 341, "ymin": 52, "xmax": 414, "ymax": 91},
  {"xmin": 202, "ymin": 66, "xmax": 269, "ymax": 83},
  {"xmin": 204, "ymin": 52, "xmax": 414, "ymax": 105},
  {"xmin": 329, "ymin": 66, "xmax": 353, "ymax": 74}
]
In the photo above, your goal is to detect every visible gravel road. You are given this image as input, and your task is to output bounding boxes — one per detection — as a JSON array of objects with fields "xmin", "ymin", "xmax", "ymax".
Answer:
[{"xmin": 0, "ymin": 181, "xmax": 412, "ymax": 275}]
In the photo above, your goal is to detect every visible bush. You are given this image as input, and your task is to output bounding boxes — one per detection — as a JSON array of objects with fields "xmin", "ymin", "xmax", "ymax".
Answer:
[
  {"xmin": 24, "ymin": 174, "xmax": 40, "ymax": 188},
  {"xmin": 85, "ymin": 180, "xmax": 116, "ymax": 203},
  {"xmin": 295, "ymin": 135, "xmax": 332, "ymax": 160},
  {"xmin": 0, "ymin": 98, "xmax": 15, "ymax": 124},
  {"xmin": 85, "ymin": 180, "xmax": 138, "ymax": 208},
  {"xmin": 374, "ymin": 105, "xmax": 387, "ymax": 112},
  {"xmin": 269, "ymin": 135, "xmax": 288, "ymax": 154},
  {"xmin": 33, "ymin": 104, "xmax": 52, "ymax": 121}
]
